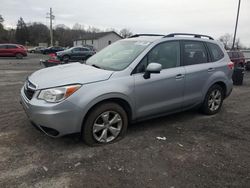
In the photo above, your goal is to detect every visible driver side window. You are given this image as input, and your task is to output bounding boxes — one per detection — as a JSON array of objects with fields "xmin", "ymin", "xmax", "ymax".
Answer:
[{"xmin": 134, "ymin": 41, "xmax": 180, "ymax": 73}]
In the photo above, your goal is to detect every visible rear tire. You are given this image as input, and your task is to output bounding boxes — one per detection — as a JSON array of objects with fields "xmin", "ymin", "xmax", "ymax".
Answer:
[
  {"xmin": 16, "ymin": 53, "xmax": 23, "ymax": 59},
  {"xmin": 82, "ymin": 102, "xmax": 128, "ymax": 146},
  {"xmin": 201, "ymin": 84, "xmax": 224, "ymax": 115}
]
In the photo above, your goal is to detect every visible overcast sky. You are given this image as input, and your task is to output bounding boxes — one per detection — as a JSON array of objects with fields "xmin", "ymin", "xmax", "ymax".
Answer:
[{"xmin": 0, "ymin": 0, "xmax": 249, "ymax": 46}]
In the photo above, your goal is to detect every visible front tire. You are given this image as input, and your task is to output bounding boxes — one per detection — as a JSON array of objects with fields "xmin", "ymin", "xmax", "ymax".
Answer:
[
  {"xmin": 201, "ymin": 84, "xmax": 224, "ymax": 115},
  {"xmin": 82, "ymin": 102, "xmax": 128, "ymax": 146}
]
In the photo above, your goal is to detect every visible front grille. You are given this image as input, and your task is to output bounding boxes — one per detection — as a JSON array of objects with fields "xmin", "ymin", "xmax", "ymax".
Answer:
[{"xmin": 24, "ymin": 87, "xmax": 35, "ymax": 100}]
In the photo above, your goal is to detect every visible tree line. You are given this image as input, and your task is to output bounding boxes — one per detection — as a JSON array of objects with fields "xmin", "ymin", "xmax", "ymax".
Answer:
[
  {"xmin": 0, "ymin": 15, "xmax": 133, "ymax": 47},
  {"xmin": 0, "ymin": 14, "xmax": 248, "ymax": 49}
]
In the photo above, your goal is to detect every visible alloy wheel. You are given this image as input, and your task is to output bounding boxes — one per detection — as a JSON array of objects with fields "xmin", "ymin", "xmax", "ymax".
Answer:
[
  {"xmin": 208, "ymin": 89, "xmax": 222, "ymax": 112},
  {"xmin": 92, "ymin": 111, "xmax": 123, "ymax": 143}
]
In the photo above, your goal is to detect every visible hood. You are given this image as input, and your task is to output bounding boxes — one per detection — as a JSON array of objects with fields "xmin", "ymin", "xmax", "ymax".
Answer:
[{"xmin": 29, "ymin": 63, "xmax": 114, "ymax": 89}]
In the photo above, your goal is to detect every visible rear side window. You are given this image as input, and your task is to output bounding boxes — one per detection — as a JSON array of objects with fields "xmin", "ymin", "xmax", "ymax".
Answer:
[
  {"xmin": 239, "ymin": 52, "xmax": 245, "ymax": 58},
  {"xmin": 81, "ymin": 48, "xmax": 89, "ymax": 51},
  {"xmin": 182, "ymin": 41, "xmax": 208, "ymax": 65},
  {"xmin": 73, "ymin": 47, "xmax": 81, "ymax": 52},
  {"xmin": 233, "ymin": 52, "xmax": 239, "ymax": 58},
  {"xmin": 228, "ymin": 52, "xmax": 233, "ymax": 58},
  {"xmin": 207, "ymin": 42, "xmax": 224, "ymax": 61},
  {"xmin": 7, "ymin": 45, "xmax": 18, "ymax": 49}
]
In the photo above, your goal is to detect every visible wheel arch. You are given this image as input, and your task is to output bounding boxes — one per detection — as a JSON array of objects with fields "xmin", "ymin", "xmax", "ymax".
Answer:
[
  {"xmin": 205, "ymin": 80, "xmax": 227, "ymax": 99},
  {"xmin": 81, "ymin": 97, "xmax": 134, "ymax": 132}
]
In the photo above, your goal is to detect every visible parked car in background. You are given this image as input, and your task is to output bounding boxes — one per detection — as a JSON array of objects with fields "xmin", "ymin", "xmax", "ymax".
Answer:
[
  {"xmin": 41, "ymin": 46, "xmax": 64, "ymax": 54},
  {"xmin": 227, "ymin": 51, "xmax": 246, "ymax": 67},
  {"xmin": 28, "ymin": 46, "xmax": 46, "ymax": 53},
  {"xmin": 0, "ymin": 44, "xmax": 27, "ymax": 59},
  {"xmin": 82, "ymin": 45, "xmax": 96, "ymax": 52},
  {"xmin": 21, "ymin": 33, "xmax": 234, "ymax": 146},
  {"xmin": 40, "ymin": 53, "xmax": 62, "ymax": 67},
  {"xmin": 242, "ymin": 50, "xmax": 250, "ymax": 70},
  {"xmin": 56, "ymin": 47, "xmax": 96, "ymax": 62}
]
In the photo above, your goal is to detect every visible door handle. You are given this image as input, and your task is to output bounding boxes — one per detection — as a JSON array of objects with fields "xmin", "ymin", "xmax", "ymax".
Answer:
[
  {"xmin": 176, "ymin": 74, "xmax": 184, "ymax": 79},
  {"xmin": 208, "ymin": 68, "xmax": 215, "ymax": 72}
]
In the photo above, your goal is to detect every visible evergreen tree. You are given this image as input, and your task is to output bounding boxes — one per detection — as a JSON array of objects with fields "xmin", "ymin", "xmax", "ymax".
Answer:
[{"xmin": 15, "ymin": 17, "xmax": 29, "ymax": 44}]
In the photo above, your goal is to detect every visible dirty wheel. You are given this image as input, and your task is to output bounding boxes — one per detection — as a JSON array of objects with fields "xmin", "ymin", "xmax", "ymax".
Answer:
[
  {"xmin": 82, "ymin": 102, "xmax": 128, "ymax": 146},
  {"xmin": 201, "ymin": 84, "xmax": 224, "ymax": 115}
]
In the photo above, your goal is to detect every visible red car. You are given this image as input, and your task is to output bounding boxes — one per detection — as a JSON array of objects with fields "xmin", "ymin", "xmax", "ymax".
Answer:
[
  {"xmin": 40, "ymin": 53, "xmax": 62, "ymax": 67},
  {"xmin": 227, "ymin": 51, "xmax": 246, "ymax": 67},
  {"xmin": 0, "ymin": 44, "xmax": 27, "ymax": 59}
]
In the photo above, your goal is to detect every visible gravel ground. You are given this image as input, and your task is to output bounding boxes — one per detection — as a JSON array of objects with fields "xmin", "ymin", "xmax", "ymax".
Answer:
[{"xmin": 0, "ymin": 54, "xmax": 250, "ymax": 188}]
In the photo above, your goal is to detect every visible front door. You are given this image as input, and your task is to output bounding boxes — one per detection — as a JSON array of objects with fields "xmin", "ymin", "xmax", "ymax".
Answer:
[{"xmin": 133, "ymin": 41, "xmax": 185, "ymax": 119}]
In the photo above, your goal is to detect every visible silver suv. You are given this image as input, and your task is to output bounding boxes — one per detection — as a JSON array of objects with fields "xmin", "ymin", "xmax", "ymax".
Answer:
[{"xmin": 20, "ymin": 33, "xmax": 234, "ymax": 146}]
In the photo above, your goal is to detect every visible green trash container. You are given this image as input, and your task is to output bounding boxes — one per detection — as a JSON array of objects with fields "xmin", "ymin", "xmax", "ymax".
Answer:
[{"xmin": 232, "ymin": 67, "xmax": 244, "ymax": 85}]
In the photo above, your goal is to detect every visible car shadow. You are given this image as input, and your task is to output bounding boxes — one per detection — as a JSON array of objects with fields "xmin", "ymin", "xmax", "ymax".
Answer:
[{"xmin": 51, "ymin": 109, "xmax": 200, "ymax": 147}]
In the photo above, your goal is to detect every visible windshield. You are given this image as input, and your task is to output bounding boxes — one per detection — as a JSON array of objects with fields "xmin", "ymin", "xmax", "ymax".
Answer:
[{"xmin": 86, "ymin": 40, "xmax": 151, "ymax": 71}]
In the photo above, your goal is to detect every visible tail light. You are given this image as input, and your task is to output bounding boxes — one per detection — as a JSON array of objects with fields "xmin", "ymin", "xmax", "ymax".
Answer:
[{"xmin": 228, "ymin": 62, "xmax": 234, "ymax": 70}]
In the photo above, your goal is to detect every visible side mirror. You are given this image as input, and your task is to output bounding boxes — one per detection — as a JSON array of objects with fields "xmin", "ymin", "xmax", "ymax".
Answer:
[{"xmin": 143, "ymin": 63, "xmax": 162, "ymax": 79}]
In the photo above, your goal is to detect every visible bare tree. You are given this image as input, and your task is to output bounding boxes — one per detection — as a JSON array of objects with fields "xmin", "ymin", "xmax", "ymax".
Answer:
[
  {"xmin": 72, "ymin": 23, "xmax": 84, "ymax": 31},
  {"xmin": 219, "ymin": 33, "xmax": 232, "ymax": 50},
  {"xmin": 234, "ymin": 38, "xmax": 244, "ymax": 49},
  {"xmin": 119, "ymin": 28, "xmax": 133, "ymax": 38},
  {"xmin": 105, "ymin": 28, "xmax": 118, "ymax": 33},
  {"xmin": 0, "ymin": 15, "xmax": 4, "ymax": 23},
  {"xmin": 87, "ymin": 26, "xmax": 101, "ymax": 33},
  {"xmin": 218, "ymin": 33, "xmax": 243, "ymax": 50}
]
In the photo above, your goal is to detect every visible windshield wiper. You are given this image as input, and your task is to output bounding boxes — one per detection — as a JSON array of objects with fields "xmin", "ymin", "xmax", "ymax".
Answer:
[{"xmin": 91, "ymin": 64, "xmax": 101, "ymax": 69}]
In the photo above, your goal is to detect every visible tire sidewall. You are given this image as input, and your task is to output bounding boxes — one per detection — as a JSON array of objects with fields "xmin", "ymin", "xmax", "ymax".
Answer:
[
  {"xmin": 202, "ymin": 84, "xmax": 224, "ymax": 115},
  {"xmin": 82, "ymin": 102, "xmax": 128, "ymax": 146}
]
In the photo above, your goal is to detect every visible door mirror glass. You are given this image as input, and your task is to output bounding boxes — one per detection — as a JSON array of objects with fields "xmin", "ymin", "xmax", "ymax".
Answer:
[{"xmin": 144, "ymin": 63, "xmax": 162, "ymax": 79}]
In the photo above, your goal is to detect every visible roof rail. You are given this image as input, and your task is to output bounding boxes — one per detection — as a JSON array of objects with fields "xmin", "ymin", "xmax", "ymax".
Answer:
[
  {"xmin": 164, "ymin": 33, "xmax": 214, "ymax": 40},
  {"xmin": 129, "ymin": 34, "xmax": 164, "ymax": 38}
]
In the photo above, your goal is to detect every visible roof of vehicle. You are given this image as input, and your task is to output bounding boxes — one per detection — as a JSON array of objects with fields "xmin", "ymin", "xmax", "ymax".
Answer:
[
  {"xmin": 0, "ymin": 43, "xmax": 23, "ymax": 46},
  {"xmin": 124, "ymin": 33, "xmax": 217, "ymax": 43},
  {"xmin": 77, "ymin": 31, "xmax": 123, "ymax": 40}
]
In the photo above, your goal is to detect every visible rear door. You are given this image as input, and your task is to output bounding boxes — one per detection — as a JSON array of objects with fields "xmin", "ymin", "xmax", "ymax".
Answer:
[
  {"xmin": 80, "ymin": 48, "xmax": 90, "ymax": 60},
  {"xmin": 7, "ymin": 45, "xmax": 18, "ymax": 56},
  {"xmin": 181, "ymin": 40, "xmax": 214, "ymax": 107},
  {"xmin": 71, "ymin": 47, "xmax": 82, "ymax": 60}
]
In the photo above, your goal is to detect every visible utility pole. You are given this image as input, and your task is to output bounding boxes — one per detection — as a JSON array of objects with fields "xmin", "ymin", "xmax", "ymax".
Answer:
[
  {"xmin": 232, "ymin": 0, "xmax": 241, "ymax": 50},
  {"xmin": 47, "ymin": 8, "xmax": 55, "ymax": 46}
]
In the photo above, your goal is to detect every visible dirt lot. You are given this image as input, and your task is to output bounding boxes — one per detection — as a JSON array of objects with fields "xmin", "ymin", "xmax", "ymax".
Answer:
[{"xmin": 0, "ymin": 54, "xmax": 250, "ymax": 188}]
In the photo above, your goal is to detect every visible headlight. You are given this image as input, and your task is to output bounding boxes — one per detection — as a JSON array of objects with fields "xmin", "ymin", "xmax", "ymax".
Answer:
[{"xmin": 38, "ymin": 84, "xmax": 81, "ymax": 103}]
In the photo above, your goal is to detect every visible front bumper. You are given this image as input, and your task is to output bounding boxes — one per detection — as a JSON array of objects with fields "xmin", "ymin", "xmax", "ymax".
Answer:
[{"xmin": 20, "ymin": 87, "xmax": 84, "ymax": 137}]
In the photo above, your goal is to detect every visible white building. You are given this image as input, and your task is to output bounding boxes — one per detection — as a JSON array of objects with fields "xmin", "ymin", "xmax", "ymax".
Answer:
[{"xmin": 73, "ymin": 31, "xmax": 123, "ymax": 51}]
